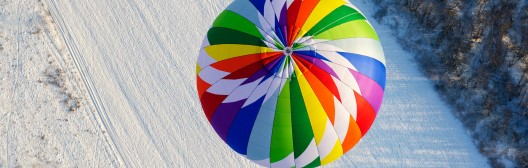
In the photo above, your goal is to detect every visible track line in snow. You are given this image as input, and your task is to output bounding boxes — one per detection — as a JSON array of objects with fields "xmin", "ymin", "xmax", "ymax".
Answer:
[
  {"xmin": 39, "ymin": 1, "xmax": 114, "ymax": 165},
  {"xmin": 43, "ymin": 0, "xmax": 127, "ymax": 166},
  {"xmin": 5, "ymin": 0, "xmax": 23, "ymax": 166}
]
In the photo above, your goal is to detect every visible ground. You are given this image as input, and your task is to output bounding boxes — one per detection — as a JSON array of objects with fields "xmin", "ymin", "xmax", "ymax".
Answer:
[{"xmin": 0, "ymin": 0, "xmax": 114, "ymax": 166}]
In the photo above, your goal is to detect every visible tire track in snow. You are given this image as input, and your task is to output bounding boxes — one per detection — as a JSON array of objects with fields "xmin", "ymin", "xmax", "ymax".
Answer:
[
  {"xmin": 43, "ymin": 0, "xmax": 127, "ymax": 167},
  {"xmin": 5, "ymin": 0, "xmax": 22, "ymax": 166},
  {"xmin": 38, "ymin": 1, "xmax": 115, "ymax": 165}
]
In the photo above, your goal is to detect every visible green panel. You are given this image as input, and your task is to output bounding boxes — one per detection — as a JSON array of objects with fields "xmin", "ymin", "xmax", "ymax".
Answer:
[
  {"xmin": 207, "ymin": 27, "xmax": 267, "ymax": 46},
  {"xmin": 292, "ymin": 43, "xmax": 307, "ymax": 50},
  {"xmin": 275, "ymin": 40, "xmax": 285, "ymax": 50},
  {"xmin": 270, "ymin": 79, "xmax": 294, "ymax": 162},
  {"xmin": 213, "ymin": 10, "xmax": 264, "ymax": 40},
  {"xmin": 304, "ymin": 157, "xmax": 321, "ymax": 168},
  {"xmin": 290, "ymin": 72, "xmax": 315, "ymax": 158},
  {"xmin": 314, "ymin": 19, "xmax": 379, "ymax": 41},
  {"xmin": 305, "ymin": 6, "xmax": 365, "ymax": 36},
  {"xmin": 284, "ymin": 56, "xmax": 291, "ymax": 71}
]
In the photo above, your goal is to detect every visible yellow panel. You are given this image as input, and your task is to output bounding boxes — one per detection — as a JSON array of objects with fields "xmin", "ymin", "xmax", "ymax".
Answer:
[
  {"xmin": 293, "ymin": 63, "xmax": 328, "ymax": 144},
  {"xmin": 321, "ymin": 140, "xmax": 344, "ymax": 165},
  {"xmin": 196, "ymin": 63, "xmax": 201, "ymax": 75},
  {"xmin": 296, "ymin": 0, "xmax": 347, "ymax": 40},
  {"xmin": 204, "ymin": 44, "xmax": 275, "ymax": 61}
]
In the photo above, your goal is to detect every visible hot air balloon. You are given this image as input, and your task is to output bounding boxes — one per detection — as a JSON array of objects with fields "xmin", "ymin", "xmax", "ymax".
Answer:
[{"xmin": 196, "ymin": 0, "xmax": 385, "ymax": 167}]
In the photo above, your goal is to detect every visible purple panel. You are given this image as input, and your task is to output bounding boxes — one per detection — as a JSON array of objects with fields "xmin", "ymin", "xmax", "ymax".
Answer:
[
  {"xmin": 264, "ymin": 54, "xmax": 284, "ymax": 71},
  {"xmin": 243, "ymin": 68, "xmax": 268, "ymax": 85},
  {"xmin": 296, "ymin": 54, "xmax": 339, "ymax": 78},
  {"xmin": 350, "ymin": 70, "xmax": 384, "ymax": 113},
  {"xmin": 279, "ymin": 3, "xmax": 288, "ymax": 40},
  {"xmin": 211, "ymin": 100, "xmax": 246, "ymax": 141}
]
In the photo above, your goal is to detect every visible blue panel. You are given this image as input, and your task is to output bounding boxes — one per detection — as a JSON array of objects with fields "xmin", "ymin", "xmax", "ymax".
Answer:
[
  {"xmin": 263, "ymin": 56, "xmax": 286, "ymax": 81},
  {"xmin": 226, "ymin": 97, "xmax": 266, "ymax": 155},
  {"xmin": 249, "ymin": 0, "xmax": 268, "ymax": 15},
  {"xmin": 338, "ymin": 52, "xmax": 386, "ymax": 89},
  {"xmin": 226, "ymin": 0, "xmax": 264, "ymax": 31},
  {"xmin": 274, "ymin": 19, "xmax": 287, "ymax": 45},
  {"xmin": 294, "ymin": 51, "xmax": 331, "ymax": 62}
]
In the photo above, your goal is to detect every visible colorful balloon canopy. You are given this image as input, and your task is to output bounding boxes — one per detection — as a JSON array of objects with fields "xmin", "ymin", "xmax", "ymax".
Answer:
[{"xmin": 196, "ymin": 0, "xmax": 385, "ymax": 167}]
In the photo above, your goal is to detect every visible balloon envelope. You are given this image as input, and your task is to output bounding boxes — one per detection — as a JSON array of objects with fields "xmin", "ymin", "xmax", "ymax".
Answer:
[{"xmin": 196, "ymin": 0, "xmax": 385, "ymax": 167}]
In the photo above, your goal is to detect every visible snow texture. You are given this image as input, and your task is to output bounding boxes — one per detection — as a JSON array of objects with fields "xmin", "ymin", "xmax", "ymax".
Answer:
[{"xmin": 0, "ymin": 0, "xmax": 488, "ymax": 167}]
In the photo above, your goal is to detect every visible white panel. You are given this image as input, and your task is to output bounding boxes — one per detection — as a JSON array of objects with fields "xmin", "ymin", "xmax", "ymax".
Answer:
[
  {"xmin": 294, "ymin": 139, "xmax": 319, "ymax": 167},
  {"xmin": 262, "ymin": 34, "xmax": 281, "ymax": 50},
  {"xmin": 272, "ymin": 0, "xmax": 287, "ymax": 20},
  {"xmin": 263, "ymin": 76, "xmax": 287, "ymax": 102},
  {"xmin": 284, "ymin": 58, "xmax": 294, "ymax": 78},
  {"xmin": 223, "ymin": 77, "xmax": 264, "ymax": 103},
  {"xmin": 296, "ymin": 36, "xmax": 313, "ymax": 44},
  {"xmin": 326, "ymin": 62, "xmax": 361, "ymax": 94},
  {"xmin": 262, "ymin": 0, "xmax": 276, "ymax": 31},
  {"xmin": 197, "ymin": 48, "xmax": 217, "ymax": 70},
  {"xmin": 206, "ymin": 78, "xmax": 246, "ymax": 95},
  {"xmin": 332, "ymin": 75, "xmax": 358, "ymax": 120},
  {"xmin": 317, "ymin": 120, "xmax": 340, "ymax": 159},
  {"xmin": 333, "ymin": 97, "xmax": 351, "ymax": 143},
  {"xmin": 251, "ymin": 158, "xmax": 271, "ymax": 168},
  {"xmin": 256, "ymin": 28, "xmax": 281, "ymax": 49},
  {"xmin": 317, "ymin": 51, "xmax": 357, "ymax": 71},
  {"xmin": 244, "ymin": 76, "xmax": 274, "ymax": 106},
  {"xmin": 313, "ymin": 42, "xmax": 345, "ymax": 52},
  {"xmin": 270, "ymin": 152, "xmax": 295, "ymax": 168},
  {"xmin": 199, "ymin": 35, "xmax": 210, "ymax": 49},
  {"xmin": 197, "ymin": 66, "xmax": 229, "ymax": 84},
  {"xmin": 301, "ymin": 38, "xmax": 335, "ymax": 47},
  {"xmin": 258, "ymin": 17, "xmax": 281, "ymax": 46},
  {"xmin": 319, "ymin": 38, "xmax": 385, "ymax": 65}
]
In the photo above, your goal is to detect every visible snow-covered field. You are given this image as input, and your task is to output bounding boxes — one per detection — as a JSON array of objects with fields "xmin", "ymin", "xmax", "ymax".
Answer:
[
  {"xmin": 1, "ymin": 0, "xmax": 115, "ymax": 167},
  {"xmin": 1, "ymin": 0, "xmax": 489, "ymax": 167}
]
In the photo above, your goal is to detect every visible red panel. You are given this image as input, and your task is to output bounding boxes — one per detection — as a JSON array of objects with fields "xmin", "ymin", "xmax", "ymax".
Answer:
[
  {"xmin": 293, "ymin": 0, "xmax": 320, "ymax": 40},
  {"xmin": 223, "ymin": 55, "xmax": 281, "ymax": 79},
  {"xmin": 196, "ymin": 75, "xmax": 211, "ymax": 98},
  {"xmin": 200, "ymin": 92, "xmax": 227, "ymax": 122},
  {"xmin": 308, "ymin": 64, "xmax": 341, "ymax": 102},
  {"xmin": 287, "ymin": 0, "xmax": 302, "ymax": 46},
  {"xmin": 211, "ymin": 52, "xmax": 281, "ymax": 72},
  {"xmin": 260, "ymin": 53, "xmax": 283, "ymax": 65},
  {"xmin": 354, "ymin": 91, "xmax": 377, "ymax": 136}
]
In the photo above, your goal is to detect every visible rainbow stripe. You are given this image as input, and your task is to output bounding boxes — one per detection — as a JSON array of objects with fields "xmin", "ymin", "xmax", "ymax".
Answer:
[{"xmin": 197, "ymin": 0, "xmax": 385, "ymax": 167}]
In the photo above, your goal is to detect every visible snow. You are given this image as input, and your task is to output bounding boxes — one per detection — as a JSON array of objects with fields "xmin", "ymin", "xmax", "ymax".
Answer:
[
  {"xmin": 1, "ymin": 0, "xmax": 115, "ymax": 167},
  {"xmin": 1, "ymin": 0, "xmax": 488, "ymax": 167}
]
